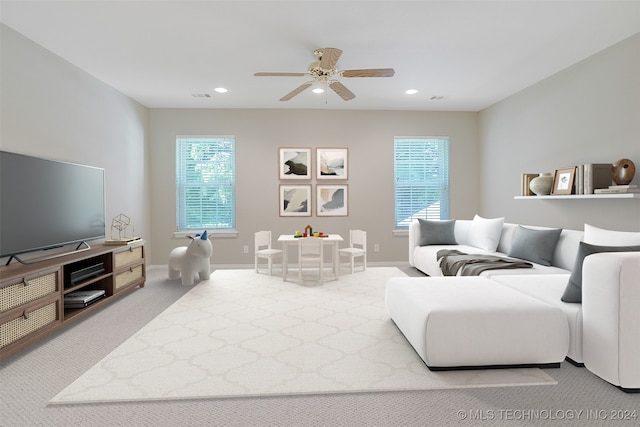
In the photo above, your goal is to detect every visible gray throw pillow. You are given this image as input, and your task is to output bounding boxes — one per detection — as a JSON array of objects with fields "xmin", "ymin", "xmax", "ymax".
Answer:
[
  {"xmin": 418, "ymin": 219, "xmax": 457, "ymax": 246},
  {"xmin": 561, "ymin": 242, "xmax": 640, "ymax": 303},
  {"xmin": 508, "ymin": 225, "xmax": 562, "ymax": 266}
]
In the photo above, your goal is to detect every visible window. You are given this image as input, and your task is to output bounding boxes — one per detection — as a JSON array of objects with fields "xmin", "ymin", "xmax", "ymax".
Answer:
[
  {"xmin": 176, "ymin": 136, "xmax": 235, "ymax": 232},
  {"xmin": 394, "ymin": 137, "xmax": 450, "ymax": 229}
]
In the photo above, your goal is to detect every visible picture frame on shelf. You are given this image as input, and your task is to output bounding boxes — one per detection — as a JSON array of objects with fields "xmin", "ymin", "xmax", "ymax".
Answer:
[
  {"xmin": 551, "ymin": 166, "xmax": 576, "ymax": 195},
  {"xmin": 279, "ymin": 147, "xmax": 311, "ymax": 180},
  {"xmin": 279, "ymin": 184, "xmax": 312, "ymax": 216},
  {"xmin": 316, "ymin": 184, "xmax": 348, "ymax": 216},
  {"xmin": 316, "ymin": 147, "xmax": 348, "ymax": 180}
]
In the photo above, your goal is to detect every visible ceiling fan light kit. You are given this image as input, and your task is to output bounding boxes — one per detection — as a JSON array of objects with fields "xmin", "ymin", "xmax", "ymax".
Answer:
[{"xmin": 255, "ymin": 47, "xmax": 395, "ymax": 102}]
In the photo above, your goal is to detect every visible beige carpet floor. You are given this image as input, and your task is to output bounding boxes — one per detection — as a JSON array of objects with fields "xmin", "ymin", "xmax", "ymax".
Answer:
[{"xmin": 50, "ymin": 267, "xmax": 555, "ymax": 404}]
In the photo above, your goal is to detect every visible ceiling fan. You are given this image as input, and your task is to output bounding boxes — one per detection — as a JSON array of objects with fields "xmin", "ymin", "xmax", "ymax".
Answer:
[{"xmin": 254, "ymin": 47, "xmax": 395, "ymax": 101}]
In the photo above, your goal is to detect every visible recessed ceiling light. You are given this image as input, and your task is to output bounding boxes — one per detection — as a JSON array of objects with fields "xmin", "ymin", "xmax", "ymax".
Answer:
[
  {"xmin": 214, "ymin": 87, "xmax": 228, "ymax": 93},
  {"xmin": 405, "ymin": 89, "xmax": 418, "ymax": 95}
]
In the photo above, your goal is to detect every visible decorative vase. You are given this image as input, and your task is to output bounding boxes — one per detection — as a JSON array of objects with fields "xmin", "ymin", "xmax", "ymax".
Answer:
[
  {"xmin": 611, "ymin": 158, "xmax": 636, "ymax": 185},
  {"xmin": 529, "ymin": 173, "xmax": 553, "ymax": 196}
]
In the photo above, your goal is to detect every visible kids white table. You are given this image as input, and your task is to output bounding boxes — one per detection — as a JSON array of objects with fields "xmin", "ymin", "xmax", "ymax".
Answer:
[{"xmin": 277, "ymin": 234, "xmax": 344, "ymax": 282}]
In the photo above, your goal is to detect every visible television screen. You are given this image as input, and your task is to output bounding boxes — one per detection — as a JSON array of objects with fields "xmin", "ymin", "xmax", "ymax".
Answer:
[{"xmin": 0, "ymin": 151, "xmax": 106, "ymax": 259}]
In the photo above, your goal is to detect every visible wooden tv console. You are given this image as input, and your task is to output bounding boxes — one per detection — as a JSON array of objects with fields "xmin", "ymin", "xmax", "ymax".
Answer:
[{"xmin": 0, "ymin": 241, "xmax": 145, "ymax": 361}]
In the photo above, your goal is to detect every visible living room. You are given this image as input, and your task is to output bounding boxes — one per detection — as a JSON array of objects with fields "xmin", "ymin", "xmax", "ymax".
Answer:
[
  {"xmin": 1, "ymin": 1, "xmax": 639, "ymax": 425},
  {"xmin": 2, "ymin": 3, "xmax": 639, "ymax": 268}
]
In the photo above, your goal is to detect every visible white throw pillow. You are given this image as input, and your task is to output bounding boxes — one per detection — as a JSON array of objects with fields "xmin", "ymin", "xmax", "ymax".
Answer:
[
  {"xmin": 467, "ymin": 215, "xmax": 504, "ymax": 251},
  {"xmin": 584, "ymin": 224, "xmax": 640, "ymax": 246}
]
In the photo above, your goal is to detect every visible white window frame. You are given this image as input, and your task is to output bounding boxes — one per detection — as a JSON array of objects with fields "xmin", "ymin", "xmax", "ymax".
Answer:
[
  {"xmin": 175, "ymin": 136, "xmax": 237, "ymax": 237},
  {"xmin": 393, "ymin": 137, "xmax": 450, "ymax": 232}
]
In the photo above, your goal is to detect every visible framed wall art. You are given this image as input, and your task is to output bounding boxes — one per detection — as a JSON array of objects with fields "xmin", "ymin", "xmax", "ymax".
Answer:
[
  {"xmin": 279, "ymin": 147, "xmax": 311, "ymax": 179},
  {"xmin": 279, "ymin": 184, "xmax": 312, "ymax": 216},
  {"xmin": 316, "ymin": 147, "xmax": 348, "ymax": 180},
  {"xmin": 317, "ymin": 184, "xmax": 348, "ymax": 216},
  {"xmin": 551, "ymin": 166, "xmax": 576, "ymax": 195}
]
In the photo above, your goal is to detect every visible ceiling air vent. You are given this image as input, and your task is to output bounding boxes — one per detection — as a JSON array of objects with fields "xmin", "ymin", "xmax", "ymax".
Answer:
[{"xmin": 191, "ymin": 93, "xmax": 212, "ymax": 98}]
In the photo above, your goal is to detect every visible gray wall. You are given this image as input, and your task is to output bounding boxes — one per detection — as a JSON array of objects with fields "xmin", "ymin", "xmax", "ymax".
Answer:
[
  {"xmin": 0, "ymin": 24, "xmax": 151, "ymax": 261},
  {"xmin": 149, "ymin": 109, "xmax": 479, "ymax": 264},
  {"xmin": 478, "ymin": 33, "xmax": 640, "ymax": 231}
]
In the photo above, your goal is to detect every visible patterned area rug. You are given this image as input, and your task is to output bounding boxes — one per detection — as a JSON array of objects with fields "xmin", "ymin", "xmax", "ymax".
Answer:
[{"xmin": 50, "ymin": 268, "xmax": 556, "ymax": 404}]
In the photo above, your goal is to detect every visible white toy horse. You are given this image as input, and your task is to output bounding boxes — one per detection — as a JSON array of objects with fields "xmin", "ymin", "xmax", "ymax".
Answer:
[{"xmin": 168, "ymin": 231, "xmax": 213, "ymax": 286}]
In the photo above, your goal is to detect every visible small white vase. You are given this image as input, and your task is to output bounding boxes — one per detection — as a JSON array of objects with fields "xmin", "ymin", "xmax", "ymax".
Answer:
[{"xmin": 529, "ymin": 173, "xmax": 553, "ymax": 196}]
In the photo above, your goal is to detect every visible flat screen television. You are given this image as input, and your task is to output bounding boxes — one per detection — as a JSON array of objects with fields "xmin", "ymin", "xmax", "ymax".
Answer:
[{"xmin": 0, "ymin": 150, "xmax": 106, "ymax": 262}]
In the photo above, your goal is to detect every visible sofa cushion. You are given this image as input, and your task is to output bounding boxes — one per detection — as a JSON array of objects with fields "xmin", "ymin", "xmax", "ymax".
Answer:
[
  {"xmin": 417, "ymin": 219, "xmax": 457, "ymax": 245},
  {"xmin": 561, "ymin": 242, "xmax": 640, "ymax": 303},
  {"xmin": 507, "ymin": 225, "xmax": 562, "ymax": 266},
  {"xmin": 467, "ymin": 215, "xmax": 504, "ymax": 252},
  {"xmin": 491, "ymin": 274, "xmax": 582, "ymax": 363},
  {"xmin": 584, "ymin": 224, "xmax": 640, "ymax": 246},
  {"xmin": 385, "ymin": 276, "xmax": 570, "ymax": 368}
]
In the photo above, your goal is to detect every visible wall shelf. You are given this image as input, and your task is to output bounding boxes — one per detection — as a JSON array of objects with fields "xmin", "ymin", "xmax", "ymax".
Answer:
[{"xmin": 515, "ymin": 194, "xmax": 640, "ymax": 200}]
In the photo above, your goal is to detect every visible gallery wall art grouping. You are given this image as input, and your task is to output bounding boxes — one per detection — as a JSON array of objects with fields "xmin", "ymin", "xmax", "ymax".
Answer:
[{"xmin": 278, "ymin": 147, "xmax": 349, "ymax": 217}]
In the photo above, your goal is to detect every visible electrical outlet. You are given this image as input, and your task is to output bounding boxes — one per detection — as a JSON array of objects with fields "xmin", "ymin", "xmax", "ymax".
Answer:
[
  {"xmin": 374, "ymin": 244, "xmax": 380, "ymax": 252},
  {"xmin": 243, "ymin": 245, "xmax": 249, "ymax": 254}
]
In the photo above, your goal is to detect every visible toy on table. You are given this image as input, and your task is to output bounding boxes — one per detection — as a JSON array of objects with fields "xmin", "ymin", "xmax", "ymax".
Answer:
[
  {"xmin": 303, "ymin": 224, "xmax": 313, "ymax": 237},
  {"xmin": 295, "ymin": 225, "xmax": 327, "ymax": 238}
]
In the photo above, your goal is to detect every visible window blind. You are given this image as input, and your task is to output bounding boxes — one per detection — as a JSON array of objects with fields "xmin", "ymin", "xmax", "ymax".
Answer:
[
  {"xmin": 176, "ymin": 137, "xmax": 235, "ymax": 231},
  {"xmin": 394, "ymin": 137, "xmax": 450, "ymax": 228}
]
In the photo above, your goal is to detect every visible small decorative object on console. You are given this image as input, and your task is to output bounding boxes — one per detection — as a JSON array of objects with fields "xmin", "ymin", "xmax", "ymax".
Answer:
[{"xmin": 105, "ymin": 213, "xmax": 141, "ymax": 245}]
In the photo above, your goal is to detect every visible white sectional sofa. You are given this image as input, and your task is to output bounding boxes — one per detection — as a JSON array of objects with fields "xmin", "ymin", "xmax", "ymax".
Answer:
[{"xmin": 388, "ymin": 216, "xmax": 640, "ymax": 392}]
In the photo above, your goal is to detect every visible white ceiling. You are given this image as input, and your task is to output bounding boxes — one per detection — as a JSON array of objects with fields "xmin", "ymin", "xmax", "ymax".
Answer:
[{"xmin": 1, "ymin": 0, "xmax": 639, "ymax": 111}]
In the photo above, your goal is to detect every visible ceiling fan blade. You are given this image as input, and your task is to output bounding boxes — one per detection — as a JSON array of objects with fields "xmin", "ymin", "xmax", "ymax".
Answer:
[
  {"xmin": 341, "ymin": 68, "xmax": 395, "ymax": 78},
  {"xmin": 280, "ymin": 82, "xmax": 313, "ymax": 101},
  {"xmin": 255, "ymin": 72, "xmax": 307, "ymax": 77},
  {"xmin": 329, "ymin": 81, "xmax": 355, "ymax": 101},
  {"xmin": 319, "ymin": 48, "xmax": 343, "ymax": 70}
]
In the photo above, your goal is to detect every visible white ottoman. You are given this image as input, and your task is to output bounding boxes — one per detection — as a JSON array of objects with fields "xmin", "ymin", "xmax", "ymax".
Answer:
[{"xmin": 385, "ymin": 277, "xmax": 570, "ymax": 370}]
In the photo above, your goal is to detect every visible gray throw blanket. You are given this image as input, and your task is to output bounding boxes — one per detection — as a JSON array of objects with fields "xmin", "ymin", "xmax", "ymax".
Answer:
[{"xmin": 436, "ymin": 249, "xmax": 533, "ymax": 276}]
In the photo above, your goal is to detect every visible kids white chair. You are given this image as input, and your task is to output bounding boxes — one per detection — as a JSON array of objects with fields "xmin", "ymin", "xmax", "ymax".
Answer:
[
  {"xmin": 297, "ymin": 237, "xmax": 324, "ymax": 284},
  {"xmin": 339, "ymin": 229, "xmax": 367, "ymax": 274},
  {"xmin": 254, "ymin": 230, "xmax": 282, "ymax": 275}
]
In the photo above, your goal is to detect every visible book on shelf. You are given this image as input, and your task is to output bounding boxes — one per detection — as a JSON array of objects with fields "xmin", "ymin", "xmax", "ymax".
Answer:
[
  {"xmin": 594, "ymin": 187, "xmax": 640, "ymax": 194},
  {"xmin": 104, "ymin": 237, "xmax": 143, "ymax": 245},
  {"xmin": 583, "ymin": 163, "xmax": 612, "ymax": 194},
  {"xmin": 575, "ymin": 164, "xmax": 585, "ymax": 194},
  {"xmin": 520, "ymin": 173, "xmax": 538, "ymax": 196},
  {"xmin": 609, "ymin": 184, "xmax": 637, "ymax": 189}
]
